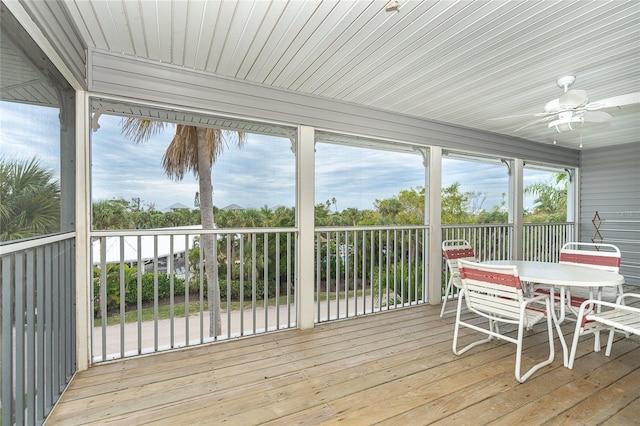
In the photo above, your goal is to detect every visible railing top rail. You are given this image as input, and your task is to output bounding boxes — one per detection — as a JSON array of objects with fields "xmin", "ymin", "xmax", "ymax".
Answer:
[
  {"xmin": 91, "ymin": 227, "xmax": 298, "ymax": 237},
  {"xmin": 316, "ymin": 224, "xmax": 429, "ymax": 232},
  {"xmin": 0, "ymin": 232, "xmax": 75, "ymax": 255},
  {"xmin": 442, "ymin": 222, "xmax": 573, "ymax": 230},
  {"xmin": 523, "ymin": 222, "xmax": 574, "ymax": 227},
  {"xmin": 442, "ymin": 223, "xmax": 514, "ymax": 229}
]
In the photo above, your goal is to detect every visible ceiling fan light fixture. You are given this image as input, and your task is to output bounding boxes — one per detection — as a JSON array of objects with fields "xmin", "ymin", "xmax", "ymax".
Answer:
[
  {"xmin": 548, "ymin": 116, "xmax": 584, "ymax": 133},
  {"xmin": 385, "ymin": 1, "xmax": 400, "ymax": 12}
]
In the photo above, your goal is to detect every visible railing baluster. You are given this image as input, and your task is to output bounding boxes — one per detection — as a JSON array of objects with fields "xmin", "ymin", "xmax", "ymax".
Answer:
[
  {"xmin": 276, "ymin": 232, "xmax": 281, "ymax": 330},
  {"xmin": 239, "ymin": 236, "xmax": 245, "ymax": 335},
  {"xmin": 169, "ymin": 235, "xmax": 175, "ymax": 348},
  {"xmin": 264, "ymin": 233, "xmax": 268, "ymax": 332},
  {"xmin": 119, "ymin": 236, "xmax": 125, "ymax": 357},
  {"xmin": 137, "ymin": 236, "xmax": 143, "ymax": 354},
  {"xmin": 26, "ymin": 249, "xmax": 36, "ymax": 424},
  {"xmin": 287, "ymin": 232, "xmax": 292, "ymax": 328},
  {"xmin": 184, "ymin": 234, "xmax": 190, "ymax": 346},
  {"xmin": 252, "ymin": 233, "xmax": 257, "ymax": 335},
  {"xmin": 153, "ymin": 236, "xmax": 159, "ymax": 351},
  {"xmin": 36, "ymin": 246, "xmax": 45, "ymax": 420},
  {"xmin": 345, "ymin": 231, "xmax": 350, "ymax": 317},
  {"xmin": 226, "ymin": 233, "xmax": 232, "ymax": 338},
  {"xmin": 336, "ymin": 231, "xmax": 340, "ymax": 318},
  {"xmin": 328, "ymin": 231, "xmax": 333, "ymax": 320}
]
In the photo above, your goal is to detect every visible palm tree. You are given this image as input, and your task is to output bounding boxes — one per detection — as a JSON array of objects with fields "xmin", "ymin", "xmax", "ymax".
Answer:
[
  {"xmin": 0, "ymin": 157, "xmax": 60, "ymax": 242},
  {"xmin": 122, "ymin": 120, "xmax": 246, "ymax": 336},
  {"xmin": 525, "ymin": 173, "xmax": 568, "ymax": 217},
  {"xmin": 92, "ymin": 198, "xmax": 131, "ymax": 229}
]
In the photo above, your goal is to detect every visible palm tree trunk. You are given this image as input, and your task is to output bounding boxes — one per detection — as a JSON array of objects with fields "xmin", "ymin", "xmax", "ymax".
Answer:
[{"xmin": 197, "ymin": 129, "xmax": 222, "ymax": 337}]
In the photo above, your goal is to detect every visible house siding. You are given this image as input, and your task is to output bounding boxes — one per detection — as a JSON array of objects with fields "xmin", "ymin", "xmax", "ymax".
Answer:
[{"xmin": 580, "ymin": 142, "xmax": 640, "ymax": 285}]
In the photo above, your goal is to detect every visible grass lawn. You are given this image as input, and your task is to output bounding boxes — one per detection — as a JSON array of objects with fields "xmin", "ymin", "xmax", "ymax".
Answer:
[{"xmin": 93, "ymin": 290, "xmax": 374, "ymax": 327}]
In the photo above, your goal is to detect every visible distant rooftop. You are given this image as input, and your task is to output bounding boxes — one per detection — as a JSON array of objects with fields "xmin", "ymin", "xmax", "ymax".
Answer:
[
  {"xmin": 162, "ymin": 202, "xmax": 190, "ymax": 213},
  {"xmin": 223, "ymin": 204, "xmax": 244, "ymax": 211}
]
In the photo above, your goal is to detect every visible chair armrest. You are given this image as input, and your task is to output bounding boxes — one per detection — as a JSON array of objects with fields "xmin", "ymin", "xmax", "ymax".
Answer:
[
  {"xmin": 522, "ymin": 294, "xmax": 551, "ymax": 312},
  {"xmin": 580, "ymin": 298, "xmax": 640, "ymax": 313},
  {"xmin": 616, "ymin": 292, "xmax": 640, "ymax": 305},
  {"xmin": 576, "ymin": 296, "xmax": 640, "ymax": 336}
]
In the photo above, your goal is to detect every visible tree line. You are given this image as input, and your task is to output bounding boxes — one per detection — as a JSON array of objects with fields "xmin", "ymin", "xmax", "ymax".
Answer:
[
  {"xmin": 90, "ymin": 177, "xmax": 566, "ymax": 231},
  {"xmin": 0, "ymin": 155, "xmax": 568, "ymax": 242}
]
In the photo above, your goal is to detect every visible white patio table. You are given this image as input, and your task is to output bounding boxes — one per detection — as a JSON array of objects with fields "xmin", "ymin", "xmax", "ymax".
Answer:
[{"xmin": 483, "ymin": 260, "xmax": 625, "ymax": 367}]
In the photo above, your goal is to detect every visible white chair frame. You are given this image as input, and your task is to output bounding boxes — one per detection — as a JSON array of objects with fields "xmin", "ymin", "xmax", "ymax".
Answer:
[
  {"xmin": 567, "ymin": 293, "xmax": 640, "ymax": 369},
  {"xmin": 453, "ymin": 259, "xmax": 563, "ymax": 383},
  {"xmin": 440, "ymin": 239, "xmax": 476, "ymax": 317},
  {"xmin": 559, "ymin": 242, "xmax": 622, "ymax": 306}
]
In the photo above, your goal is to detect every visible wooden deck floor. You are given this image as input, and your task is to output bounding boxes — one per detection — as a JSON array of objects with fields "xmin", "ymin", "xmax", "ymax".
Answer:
[{"xmin": 48, "ymin": 301, "xmax": 640, "ymax": 425}]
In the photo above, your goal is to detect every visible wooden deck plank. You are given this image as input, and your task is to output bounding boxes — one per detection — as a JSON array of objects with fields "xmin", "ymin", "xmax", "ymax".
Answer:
[
  {"xmin": 101, "ymin": 319, "xmax": 496, "ymax": 425},
  {"xmin": 424, "ymin": 337, "xmax": 640, "ymax": 425},
  {"xmin": 46, "ymin": 301, "xmax": 640, "ymax": 425},
  {"xmin": 600, "ymin": 395, "xmax": 640, "ymax": 426},
  {"xmin": 542, "ymin": 354, "xmax": 640, "ymax": 425}
]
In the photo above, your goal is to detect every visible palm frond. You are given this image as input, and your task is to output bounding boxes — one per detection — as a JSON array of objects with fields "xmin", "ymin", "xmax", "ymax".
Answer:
[{"xmin": 121, "ymin": 118, "xmax": 167, "ymax": 144}]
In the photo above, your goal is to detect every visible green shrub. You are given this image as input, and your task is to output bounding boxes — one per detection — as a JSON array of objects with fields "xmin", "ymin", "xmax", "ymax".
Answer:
[
  {"xmin": 126, "ymin": 272, "xmax": 186, "ymax": 304},
  {"xmin": 93, "ymin": 263, "xmax": 137, "ymax": 315},
  {"xmin": 219, "ymin": 279, "xmax": 279, "ymax": 301}
]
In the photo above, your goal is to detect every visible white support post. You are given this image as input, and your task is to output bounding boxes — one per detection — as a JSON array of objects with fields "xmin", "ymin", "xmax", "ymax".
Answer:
[
  {"xmin": 59, "ymin": 88, "xmax": 76, "ymax": 233},
  {"xmin": 510, "ymin": 159, "xmax": 524, "ymax": 260},
  {"xmin": 567, "ymin": 168, "xmax": 579, "ymax": 241},
  {"xmin": 297, "ymin": 126, "xmax": 315, "ymax": 329},
  {"xmin": 427, "ymin": 147, "xmax": 442, "ymax": 305},
  {"xmin": 75, "ymin": 92, "xmax": 91, "ymax": 370}
]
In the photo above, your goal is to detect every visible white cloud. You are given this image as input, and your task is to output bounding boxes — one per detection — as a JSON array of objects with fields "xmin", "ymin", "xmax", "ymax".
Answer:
[
  {"xmin": 0, "ymin": 102, "xmax": 61, "ymax": 176},
  {"xmin": 2, "ymin": 103, "xmax": 558, "ymax": 213}
]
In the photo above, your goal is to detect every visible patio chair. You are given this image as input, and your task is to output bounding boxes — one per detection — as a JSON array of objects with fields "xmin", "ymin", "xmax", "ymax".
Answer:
[
  {"xmin": 453, "ymin": 259, "xmax": 560, "ymax": 383},
  {"xmin": 567, "ymin": 293, "xmax": 640, "ymax": 369},
  {"xmin": 559, "ymin": 242, "xmax": 622, "ymax": 305},
  {"xmin": 532, "ymin": 242, "xmax": 622, "ymax": 318},
  {"xmin": 440, "ymin": 239, "xmax": 476, "ymax": 317}
]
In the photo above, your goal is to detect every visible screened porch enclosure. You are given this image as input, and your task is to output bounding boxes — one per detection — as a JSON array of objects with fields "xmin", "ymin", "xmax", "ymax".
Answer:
[{"xmin": 2, "ymin": 1, "xmax": 639, "ymax": 425}]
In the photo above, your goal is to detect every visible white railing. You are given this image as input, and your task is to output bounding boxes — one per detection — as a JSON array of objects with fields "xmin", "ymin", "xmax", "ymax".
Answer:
[
  {"xmin": 89, "ymin": 222, "xmax": 573, "ymax": 362},
  {"xmin": 315, "ymin": 226, "xmax": 429, "ymax": 322},
  {"xmin": 523, "ymin": 222, "xmax": 575, "ymax": 262},
  {"xmin": 0, "ymin": 233, "xmax": 76, "ymax": 426},
  {"xmin": 91, "ymin": 228, "xmax": 297, "ymax": 362},
  {"xmin": 442, "ymin": 223, "xmax": 513, "ymax": 262}
]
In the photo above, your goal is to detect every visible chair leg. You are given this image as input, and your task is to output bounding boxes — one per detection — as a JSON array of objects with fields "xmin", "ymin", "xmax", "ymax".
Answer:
[
  {"xmin": 550, "ymin": 308, "xmax": 568, "ymax": 367},
  {"xmin": 605, "ymin": 327, "xmax": 616, "ymax": 356},
  {"xmin": 440, "ymin": 277, "xmax": 454, "ymax": 317},
  {"xmin": 567, "ymin": 324, "xmax": 582, "ymax": 370},
  {"xmin": 451, "ymin": 293, "xmax": 464, "ymax": 353},
  {"xmin": 452, "ymin": 291, "xmax": 492, "ymax": 356},
  {"xmin": 516, "ymin": 301, "xmax": 555, "ymax": 383}
]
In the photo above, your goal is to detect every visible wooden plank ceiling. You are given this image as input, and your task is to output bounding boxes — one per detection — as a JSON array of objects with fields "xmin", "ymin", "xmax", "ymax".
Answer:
[{"xmin": 15, "ymin": 1, "xmax": 640, "ymax": 149}]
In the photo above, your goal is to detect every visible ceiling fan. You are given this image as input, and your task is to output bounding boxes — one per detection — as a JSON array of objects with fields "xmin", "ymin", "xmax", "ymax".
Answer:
[{"xmin": 506, "ymin": 76, "xmax": 640, "ymax": 133}]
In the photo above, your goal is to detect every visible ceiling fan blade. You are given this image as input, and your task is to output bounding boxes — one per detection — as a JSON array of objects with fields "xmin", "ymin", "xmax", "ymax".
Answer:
[
  {"xmin": 513, "ymin": 116, "xmax": 554, "ymax": 132},
  {"xmin": 582, "ymin": 110, "xmax": 613, "ymax": 123},
  {"xmin": 559, "ymin": 90, "xmax": 588, "ymax": 109},
  {"xmin": 586, "ymin": 92, "xmax": 640, "ymax": 110},
  {"xmin": 544, "ymin": 98, "xmax": 560, "ymax": 112},
  {"xmin": 489, "ymin": 111, "xmax": 550, "ymax": 120}
]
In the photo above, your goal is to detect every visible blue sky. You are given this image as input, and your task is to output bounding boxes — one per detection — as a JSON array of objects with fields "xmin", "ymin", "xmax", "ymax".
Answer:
[{"xmin": 1, "ymin": 102, "xmax": 553, "ymax": 212}]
